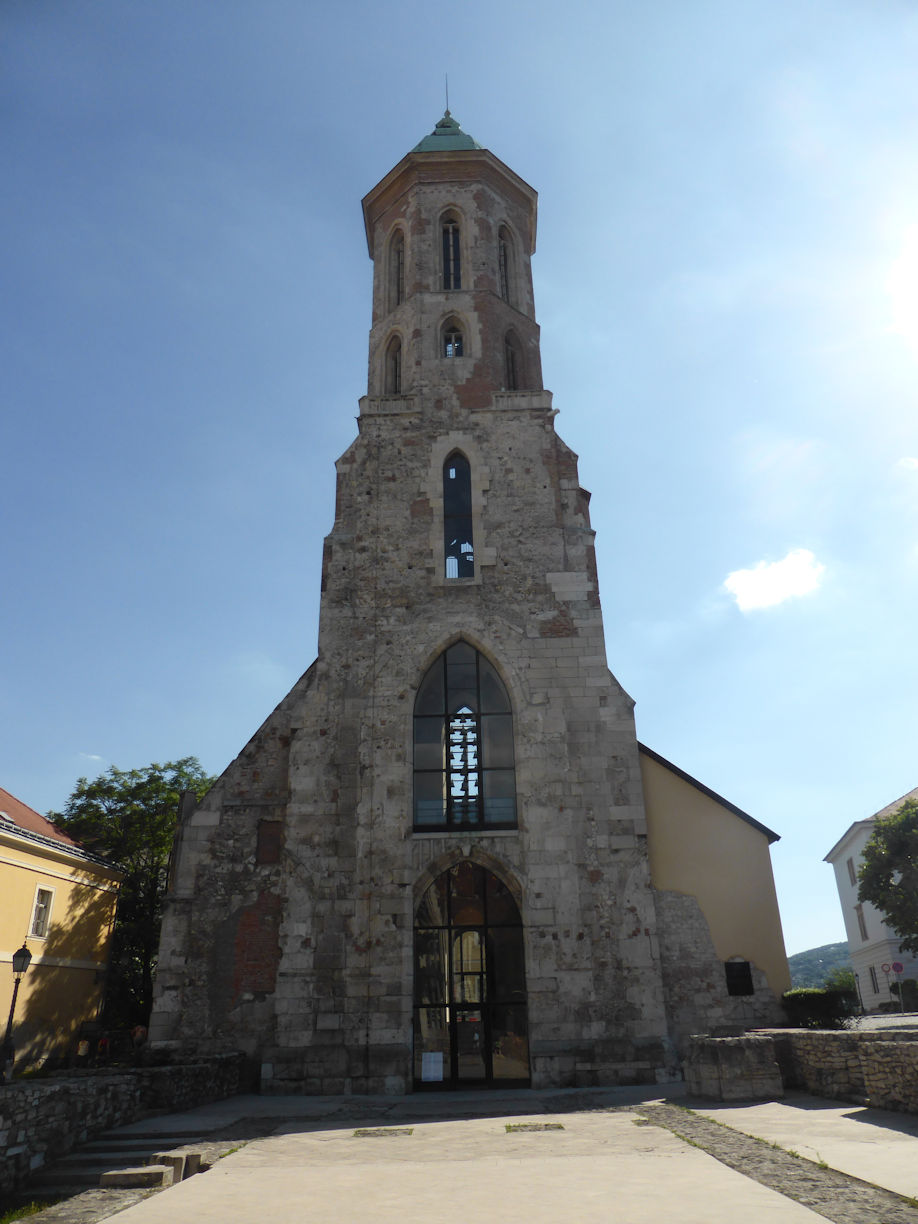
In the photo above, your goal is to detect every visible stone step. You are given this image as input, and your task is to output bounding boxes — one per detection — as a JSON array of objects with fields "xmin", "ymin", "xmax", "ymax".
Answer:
[
  {"xmin": 96, "ymin": 1128, "xmax": 208, "ymax": 1141},
  {"xmin": 100, "ymin": 1164, "xmax": 173, "ymax": 1189},
  {"xmin": 81, "ymin": 1135, "xmax": 204, "ymax": 1154},
  {"xmin": 27, "ymin": 1135, "xmax": 206, "ymax": 1196},
  {"xmin": 31, "ymin": 1167, "xmax": 108, "ymax": 1189},
  {"xmin": 49, "ymin": 1148, "xmax": 158, "ymax": 1168}
]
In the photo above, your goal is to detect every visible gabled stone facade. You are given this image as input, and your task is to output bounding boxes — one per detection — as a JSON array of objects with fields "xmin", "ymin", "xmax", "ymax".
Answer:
[{"xmin": 150, "ymin": 114, "xmax": 789, "ymax": 1093}]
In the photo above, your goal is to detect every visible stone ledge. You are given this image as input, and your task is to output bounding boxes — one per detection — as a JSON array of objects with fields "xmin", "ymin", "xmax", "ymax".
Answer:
[{"xmin": 100, "ymin": 1164, "xmax": 173, "ymax": 1189}]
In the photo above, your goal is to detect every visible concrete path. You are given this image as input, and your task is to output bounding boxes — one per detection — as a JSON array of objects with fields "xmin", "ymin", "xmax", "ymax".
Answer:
[
  {"xmin": 23, "ymin": 1085, "xmax": 918, "ymax": 1224},
  {"xmin": 697, "ymin": 1095, "xmax": 918, "ymax": 1200},
  {"xmin": 73, "ymin": 1103, "xmax": 821, "ymax": 1224}
]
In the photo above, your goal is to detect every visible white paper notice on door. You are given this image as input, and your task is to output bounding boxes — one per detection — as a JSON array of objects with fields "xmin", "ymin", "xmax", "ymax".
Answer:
[{"xmin": 421, "ymin": 1052, "xmax": 444, "ymax": 1081}]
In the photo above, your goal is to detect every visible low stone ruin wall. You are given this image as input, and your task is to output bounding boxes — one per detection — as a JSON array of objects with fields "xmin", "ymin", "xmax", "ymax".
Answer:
[
  {"xmin": 683, "ymin": 1035, "xmax": 784, "ymax": 1101},
  {"xmin": 686, "ymin": 1029, "xmax": 918, "ymax": 1114},
  {"xmin": 0, "ymin": 1054, "xmax": 246, "ymax": 1198}
]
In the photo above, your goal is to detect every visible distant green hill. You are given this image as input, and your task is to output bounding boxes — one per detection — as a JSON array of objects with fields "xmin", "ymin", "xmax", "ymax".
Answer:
[{"xmin": 788, "ymin": 941, "xmax": 851, "ymax": 988}]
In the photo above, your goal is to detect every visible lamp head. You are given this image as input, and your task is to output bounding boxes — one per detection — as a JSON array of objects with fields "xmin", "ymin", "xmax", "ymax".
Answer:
[{"xmin": 11, "ymin": 944, "xmax": 32, "ymax": 976}]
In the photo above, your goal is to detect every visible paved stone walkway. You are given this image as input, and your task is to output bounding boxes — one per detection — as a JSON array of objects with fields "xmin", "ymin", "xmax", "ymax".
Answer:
[{"xmin": 12, "ymin": 1086, "xmax": 918, "ymax": 1224}]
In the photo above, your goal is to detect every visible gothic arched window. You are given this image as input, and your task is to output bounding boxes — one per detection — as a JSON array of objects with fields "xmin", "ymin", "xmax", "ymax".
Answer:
[
  {"xmin": 442, "ymin": 320, "xmax": 464, "ymax": 358},
  {"xmin": 442, "ymin": 214, "xmax": 461, "ymax": 290},
  {"xmin": 443, "ymin": 452, "xmax": 473, "ymax": 579},
  {"xmin": 385, "ymin": 335, "xmax": 402, "ymax": 394},
  {"xmin": 498, "ymin": 226, "xmax": 513, "ymax": 304},
  {"xmin": 388, "ymin": 230, "xmax": 406, "ymax": 310},
  {"xmin": 413, "ymin": 641, "xmax": 516, "ymax": 831}
]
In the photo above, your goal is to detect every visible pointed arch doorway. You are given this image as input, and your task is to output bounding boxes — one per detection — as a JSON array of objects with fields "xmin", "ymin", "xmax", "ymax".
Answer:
[{"xmin": 413, "ymin": 860, "xmax": 530, "ymax": 1089}]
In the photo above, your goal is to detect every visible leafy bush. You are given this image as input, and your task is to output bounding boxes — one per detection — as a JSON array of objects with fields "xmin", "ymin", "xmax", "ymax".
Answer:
[
  {"xmin": 890, "ymin": 978, "xmax": 918, "ymax": 1010},
  {"xmin": 782, "ymin": 987, "xmax": 856, "ymax": 1029}
]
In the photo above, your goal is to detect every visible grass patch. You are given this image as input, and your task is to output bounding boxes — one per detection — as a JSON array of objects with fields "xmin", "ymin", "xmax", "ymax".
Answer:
[
  {"xmin": 0, "ymin": 1202, "xmax": 57, "ymax": 1224},
  {"xmin": 353, "ymin": 1128, "xmax": 413, "ymax": 1138},
  {"xmin": 505, "ymin": 1122, "xmax": 564, "ymax": 1132}
]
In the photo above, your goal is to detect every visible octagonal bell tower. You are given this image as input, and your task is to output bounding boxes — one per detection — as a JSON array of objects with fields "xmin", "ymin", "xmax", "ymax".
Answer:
[{"xmin": 362, "ymin": 111, "xmax": 542, "ymax": 407}]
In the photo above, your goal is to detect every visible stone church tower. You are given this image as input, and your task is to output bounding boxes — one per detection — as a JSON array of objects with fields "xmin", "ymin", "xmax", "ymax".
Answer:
[{"xmin": 150, "ymin": 114, "xmax": 788, "ymax": 1092}]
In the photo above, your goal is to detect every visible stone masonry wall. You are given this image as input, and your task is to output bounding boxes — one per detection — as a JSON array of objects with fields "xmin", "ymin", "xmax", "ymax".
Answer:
[
  {"xmin": 151, "ymin": 391, "xmax": 675, "ymax": 1092},
  {"xmin": 654, "ymin": 890, "xmax": 785, "ymax": 1053},
  {"xmin": 684, "ymin": 1035, "xmax": 784, "ymax": 1101},
  {"xmin": 0, "ymin": 1055, "xmax": 245, "ymax": 1198},
  {"xmin": 688, "ymin": 1029, "xmax": 918, "ymax": 1115},
  {"xmin": 860, "ymin": 1040, "xmax": 918, "ymax": 1113}
]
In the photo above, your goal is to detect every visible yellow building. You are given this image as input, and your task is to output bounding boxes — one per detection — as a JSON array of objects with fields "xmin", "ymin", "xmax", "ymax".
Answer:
[
  {"xmin": 0, "ymin": 786, "xmax": 122, "ymax": 1068},
  {"xmin": 640, "ymin": 744, "xmax": 791, "ymax": 1049}
]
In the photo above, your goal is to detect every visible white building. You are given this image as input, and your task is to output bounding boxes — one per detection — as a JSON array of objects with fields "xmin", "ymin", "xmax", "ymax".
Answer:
[{"xmin": 825, "ymin": 787, "xmax": 918, "ymax": 1011}]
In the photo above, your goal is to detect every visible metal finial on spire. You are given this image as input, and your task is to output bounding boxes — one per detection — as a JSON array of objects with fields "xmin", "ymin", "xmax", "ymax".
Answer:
[{"xmin": 445, "ymin": 74, "xmax": 450, "ymax": 116}]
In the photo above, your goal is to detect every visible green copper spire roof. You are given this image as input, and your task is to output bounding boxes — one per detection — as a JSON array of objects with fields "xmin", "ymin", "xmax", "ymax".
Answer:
[{"xmin": 412, "ymin": 110, "xmax": 483, "ymax": 153}]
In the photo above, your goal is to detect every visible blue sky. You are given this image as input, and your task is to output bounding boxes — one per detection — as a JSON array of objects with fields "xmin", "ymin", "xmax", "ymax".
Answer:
[{"xmin": 4, "ymin": 1, "xmax": 918, "ymax": 957}]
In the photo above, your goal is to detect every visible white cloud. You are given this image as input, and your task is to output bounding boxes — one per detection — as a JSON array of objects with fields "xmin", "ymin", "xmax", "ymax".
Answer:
[
  {"xmin": 897, "ymin": 456, "xmax": 918, "ymax": 471},
  {"xmin": 724, "ymin": 548, "xmax": 826, "ymax": 612},
  {"xmin": 78, "ymin": 752, "xmax": 104, "ymax": 763}
]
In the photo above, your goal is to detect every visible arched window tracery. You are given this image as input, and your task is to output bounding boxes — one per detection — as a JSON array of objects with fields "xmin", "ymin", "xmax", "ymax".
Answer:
[{"xmin": 413, "ymin": 642, "xmax": 516, "ymax": 830}]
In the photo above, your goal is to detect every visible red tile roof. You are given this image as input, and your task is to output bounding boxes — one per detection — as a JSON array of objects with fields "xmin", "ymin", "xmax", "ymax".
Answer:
[{"xmin": 0, "ymin": 786, "xmax": 79, "ymax": 848}]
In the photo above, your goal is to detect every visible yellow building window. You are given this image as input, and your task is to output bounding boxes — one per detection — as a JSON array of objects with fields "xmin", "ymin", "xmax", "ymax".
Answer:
[{"xmin": 31, "ymin": 887, "xmax": 54, "ymax": 938}]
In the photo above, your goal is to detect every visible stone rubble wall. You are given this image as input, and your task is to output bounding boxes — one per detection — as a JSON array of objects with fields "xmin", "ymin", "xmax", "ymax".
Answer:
[
  {"xmin": 860, "ymin": 1040, "xmax": 918, "ymax": 1113},
  {"xmin": 0, "ymin": 1054, "xmax": 245, "ymax": 1198},
  {"xmin": 686, "ymin": 1029, "xmax": 918, "ymax": 1114},
  {"xmin": 683, "ymin": 1035, "xmax": 784, "ymax": 1101}
]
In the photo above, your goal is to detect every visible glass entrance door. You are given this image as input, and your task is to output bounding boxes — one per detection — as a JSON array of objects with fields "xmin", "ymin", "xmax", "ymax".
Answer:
[{"xmin": 414, "ymin": 861, "xmax": 529, "ymax": 1088}]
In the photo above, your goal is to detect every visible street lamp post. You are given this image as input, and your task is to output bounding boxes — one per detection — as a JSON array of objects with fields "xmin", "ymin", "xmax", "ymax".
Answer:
[{"xmin": 2, "ymin": 943, "xmax": 33, "ymax": 1083}]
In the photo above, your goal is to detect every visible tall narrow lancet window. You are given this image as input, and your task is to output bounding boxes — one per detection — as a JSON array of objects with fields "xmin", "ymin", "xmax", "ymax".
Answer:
[
  {"xmin": 442, "ymin": 215, "xmax": 461, "ymax": 290},
  {"xmin": 504, "ymin": 331, "xmax": 523, "ymax": 391},
  {"xmin": 388, "ymin": 230, "xmax": 405, "ymax": 310},
  {"xmin": 414, "ymin": 642, "xmax": 517, "ymax": 830},
  {"xmin": 443, "ymin": 453, "xmax": 473, "ymax": 578},
  {"xmin": 385, "ymin": 336, "xmax": 402, "ymax": 394},
  {"xmin": 497, "ymin": 227, "xmax": 513, "ymax": 304}
]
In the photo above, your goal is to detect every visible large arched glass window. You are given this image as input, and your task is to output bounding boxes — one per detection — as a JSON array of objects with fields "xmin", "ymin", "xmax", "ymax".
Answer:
[
  {"xmin": 385, "ymin": 335, "xmax": 402, "ymax": 394},
  {"xmin": 414, "ymin": 861, "xmax": 529, "ymax": 1087},
  {"xmin": 443, "ymin": 452, "xmax": 473, "ymax": 579},
  {"xmin": 442, "ymin": 214, "xmax": 461, "ymax": 290},
  {"xmin": 388, "ymin": 230, "xmax": 405, "ymax": 310},
  {"xmin": 414, "ymin": 642, "xmax": 516, "ymax": 830}
]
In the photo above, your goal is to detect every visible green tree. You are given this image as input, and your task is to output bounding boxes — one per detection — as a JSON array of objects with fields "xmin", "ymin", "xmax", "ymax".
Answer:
[
  {"xmin": 50, "ymin": 758, "xmax": 214, "ymax": 1028},
  {"xmin": 822, "ymin": 966, "xmax": 856, "ymax": 993},
  {"xmin": 858, "ymin": 797, "xmax": 918, "ymax": 957}
]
